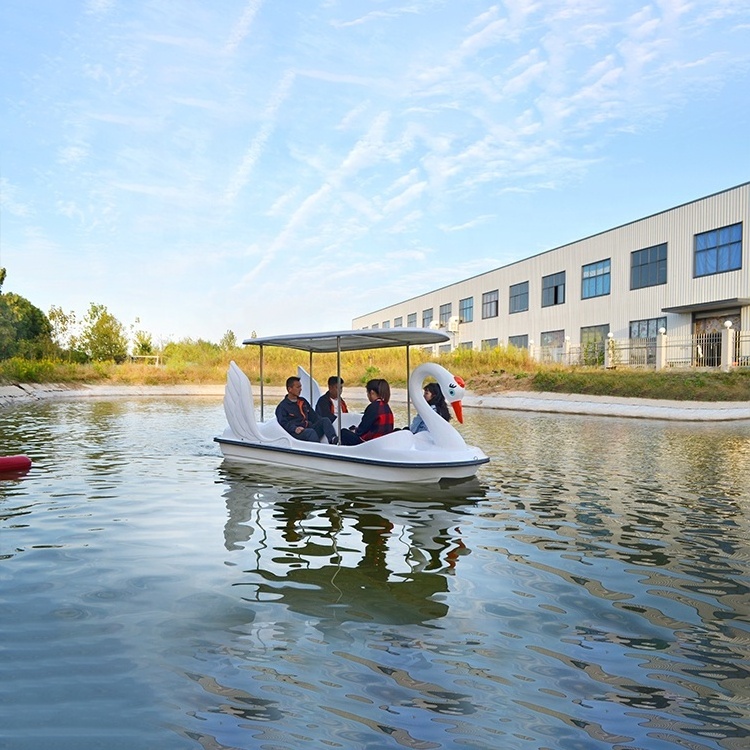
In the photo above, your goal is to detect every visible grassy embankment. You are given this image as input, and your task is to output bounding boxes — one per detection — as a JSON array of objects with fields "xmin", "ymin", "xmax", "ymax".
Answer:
[{"xmin": 2, "ymin": 344, "xmax": 750, "ymax": 402}]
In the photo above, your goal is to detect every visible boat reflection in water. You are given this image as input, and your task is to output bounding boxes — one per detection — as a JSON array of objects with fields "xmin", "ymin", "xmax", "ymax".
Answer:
[{"xmin": 219, "ymin": 466, "xmax": 483, "ymax": 628}]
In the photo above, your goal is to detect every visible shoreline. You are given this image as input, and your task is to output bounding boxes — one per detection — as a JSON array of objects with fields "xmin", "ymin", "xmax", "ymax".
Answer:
[{"xmin": 2, "ymin": 382, "xmax": 750, "ymax": 422}]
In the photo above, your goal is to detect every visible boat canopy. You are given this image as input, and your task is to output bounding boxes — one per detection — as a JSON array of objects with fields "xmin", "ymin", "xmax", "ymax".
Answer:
[{"xmin": 242, "ymin": 328, "xmax": 450, "ymax": 353}]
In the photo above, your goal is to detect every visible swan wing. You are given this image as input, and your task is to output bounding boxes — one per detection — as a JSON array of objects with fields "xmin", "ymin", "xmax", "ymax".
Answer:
[
  {"xmin": 224, "ymin": 361, "xmax": 262, "ymax": 442},
  {"xmin": 297, "ymin": 365, "xmax": 322, "ymax": 408}
]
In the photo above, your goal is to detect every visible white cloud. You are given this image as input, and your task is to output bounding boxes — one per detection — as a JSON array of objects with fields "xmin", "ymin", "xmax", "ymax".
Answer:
[
  {"xmin": 85, "ymin": 0, "xmax": 115, "ymax": 16},
  {"xmin": 266, "ymin": 187, "xmax": 301, "ymax": 217},
  {"xmin": 382, "ymin": 181, "xmax": 427, "ymax": 215},
  {"xmin": 0, "ymin": 178, "xmax": 33, "ymax": 218},
  {"xmin": 385, "ymin": 210, "xmax": 423, "ymax": 234},
  {"xmin": 331, "ymin": 3, "xmax": 425, "ymax": 29},
  {"xmin": 503, "ymin": 59, "xmax": 548, "ymax": 96},
  {"xmin": 455, "ymin": 18, "xmax": 511, "ymax": 62},
  {"xmin": 235, "ymin": 182, "xmax": 334, "ymax": 288},
  {"xmin": 224, "ymin": 71, "xmax": 297, "ymax": 204},
  {"xmin": 58, "ymin": 145, "xmax": 89, "ymax": 165},
  {"xmin": 336, "ymin": 101, "xmax": 372, "ymax": 131},
  {"xmin": 439, "ymin": 215, "xmax": 495, "ymax": 232},
  {"xmin": 335, "ymin": 111, "xmax": 394, "ymax": 182},
  {"xmin": 224, "ymin": 0, "xmax": 265, "ymax": 56},
  {"xmin": 467, "ymin": 5, "xmax": 501, "ymax": 31}
]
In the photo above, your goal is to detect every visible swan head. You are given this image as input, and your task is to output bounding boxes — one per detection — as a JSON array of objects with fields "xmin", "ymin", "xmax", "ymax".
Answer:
[
  {"xmin": 411, "ymin": 363, "xmax": 468, "ymax": 427},
  {"xmin": 442, "ymin": 374, "xmax": 466, "ymax": 423}
]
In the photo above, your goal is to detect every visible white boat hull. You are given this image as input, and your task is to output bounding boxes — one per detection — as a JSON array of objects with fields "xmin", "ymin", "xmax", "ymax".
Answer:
[{"xmin": 215, "ymin": 430, "xmax": 489, "ymax": 484}]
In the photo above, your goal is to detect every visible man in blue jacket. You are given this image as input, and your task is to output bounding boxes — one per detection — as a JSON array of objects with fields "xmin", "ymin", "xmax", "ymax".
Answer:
[{"xmin": 276, "ymin": 376, "xmax": 338, "ymax": 444}]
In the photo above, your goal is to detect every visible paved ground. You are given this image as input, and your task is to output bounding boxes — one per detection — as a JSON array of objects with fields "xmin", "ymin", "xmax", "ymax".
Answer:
[
  {"xmin": 2, "ymin": 382, "xmax": 749, "ymax": 421},
  {"xmin": 461, "ymin": 390, "xmax": 750, "ymax": 421}
]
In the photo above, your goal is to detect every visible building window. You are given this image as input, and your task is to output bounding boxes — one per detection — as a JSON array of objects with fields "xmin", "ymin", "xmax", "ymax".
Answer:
[
  {"xmin": 509, "ymin": 334, "xmax": 528, "ymax": 349},
  {"xmin": 457, "ymin": 341, "xmax": 473, "ymax": 350},
  {"xmin": 422, "ymin": 308, "xmax": 433, "ymax": 328},
  {"xmin": 481, "ymin": 338, "xmax": 498, "ymax": 350},
  {"xmin": 482, "ymin": 290, "xmax": 499, "ymax": 318},
  {"xmin": 582, "ymin": 259, "xmax": 611, "ymax": 299},
  {"xmin": 394, "ymin": 316, "xmax": 403, "ymax": 328},
  {"xmin": 407, "ymin": 312, "xmax": 417, "ymax": 328},
  {"xmin": 509, "ymin": 281, "xmax": 529, "ymax": 313},
  {"xmin": 439, "ymin": 303, "xmax": 452, "ymax": 327},
  {"xmin": 580, "ymin": 324, "xmax": 609, "ymax": 345},
  {"xmin": 631, "ymin": 243, "xmax": 667, "ymax": 289},
  {"xmin": 459, "ymin": 297, "xmax": 473, "ymax": 323},
  {"xmin": 540, "ymin": 329, "xmax": 565, "ymax": 347},
  {"xmin": 580, "ymin": 324, "xmax": 609, "ymax": 365},
  {"xmin": 695, "ymin": 223, "xmax": 742, "ymax": 277},
  {"xmin": 438, "ymin": 344, "xmax": 451, "ymax": 354},
  {"xmin": 629, "ymin": 317, "xmax": 666, "ymax": 366},
  {"xmin": 382, "ymin": 321, "xmax": 390, "ymax": 329},
  {"xmin": 371, "ymin": 323, "xmax": 379, "ymax": 329},
  {"xmin": 630, "ymin": 317, "xmax": 667, "ymax": 339},
  {"xmin": 542, "ymin": 271, "xmax": 566, "ymax": 307}
]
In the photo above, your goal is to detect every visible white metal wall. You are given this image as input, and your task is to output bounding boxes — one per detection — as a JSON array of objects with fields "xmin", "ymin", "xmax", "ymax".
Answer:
[{"xmin": 352, "ymin": 183, "xmax": 750, "ymax": 349}]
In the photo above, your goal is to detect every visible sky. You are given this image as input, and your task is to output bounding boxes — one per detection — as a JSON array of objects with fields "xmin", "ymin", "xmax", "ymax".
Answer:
[{"xmin": 1, "ymin": 0, "xmax": 749, "ymax": 347}]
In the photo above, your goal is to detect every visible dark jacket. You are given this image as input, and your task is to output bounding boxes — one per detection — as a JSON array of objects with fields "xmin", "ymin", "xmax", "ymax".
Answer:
[
  {"xmin": 315, "ymin": 392, "xmax": 348, "ymax": 422},
  {"xmin": 275, "ymin": 396, "xmax": 324, "ymax": 435}
]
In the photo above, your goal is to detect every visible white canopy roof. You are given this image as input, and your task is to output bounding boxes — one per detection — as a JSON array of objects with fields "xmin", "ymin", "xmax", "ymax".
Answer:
[{"xmin": 242, "ymin": 328, "xmax": 449, "ymax": 353}]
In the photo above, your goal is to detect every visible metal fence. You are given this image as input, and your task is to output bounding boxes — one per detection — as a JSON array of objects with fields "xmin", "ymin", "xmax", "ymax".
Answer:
[
  {"xmin": 538, "ymin": 343, "xmax": 605, "ymax": 366},
  {"xmin": 738, "ymin": 331, "xmax": 750, "ymax": 367},
  {"xmin": 534, "ymin": 329, "xmax": 749, "ymax": 371}
]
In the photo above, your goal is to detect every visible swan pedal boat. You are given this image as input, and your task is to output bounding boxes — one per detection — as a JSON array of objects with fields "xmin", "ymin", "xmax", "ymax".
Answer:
[{"xmin": 214, "ymin": 329, "xmax": 489, "ymax": 484}]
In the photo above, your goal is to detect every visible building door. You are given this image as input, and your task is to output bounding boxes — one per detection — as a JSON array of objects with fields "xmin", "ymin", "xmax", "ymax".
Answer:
[{"xmin": 693, "ymin": 312, "xmax": 740, "ymax": 367}]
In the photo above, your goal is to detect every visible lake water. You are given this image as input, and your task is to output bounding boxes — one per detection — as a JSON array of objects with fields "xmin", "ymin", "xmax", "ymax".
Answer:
[{"xmin": 1, "ymin": 396, "xmax": 749, "ymax": 750}]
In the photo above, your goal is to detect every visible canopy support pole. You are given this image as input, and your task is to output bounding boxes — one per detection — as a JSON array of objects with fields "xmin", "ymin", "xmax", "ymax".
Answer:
[
  {"xmin": 259, "ymin": 345, "xmax": 265, "ymax": 422},
  {"xmin": 336, "ymin": 337, "xmax": 342, "ymax": 441},
  {"xmin": 307, "ymin": 351, "xmax": 314, "ymax": 403},
  {"xmin": 406, "ymin": 345, "xmax": 411, "ymax": 425}
]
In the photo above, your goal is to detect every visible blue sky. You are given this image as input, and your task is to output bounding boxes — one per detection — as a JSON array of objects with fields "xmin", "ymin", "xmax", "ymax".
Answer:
[{"xmin": 1, "ymin": 0, "xmax": 749, "ymax": 346}]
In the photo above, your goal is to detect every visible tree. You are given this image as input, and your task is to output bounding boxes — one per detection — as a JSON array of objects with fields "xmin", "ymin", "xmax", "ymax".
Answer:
[
  {"xmin": 128, "ymin": 317, "xmax": 154, "ymax": 356},
  {"xmin": 0, "ymin": 269, "xmax": 54, "ymax": 359},
  {"xmin": 79, "ymin": 303, "xmax": 129, "ymax": 362},
  {"xmin": 219, "ymin": 329, "xmax": 237, "ymax": 350},
  {"xmin": 48, "ymin": 305, "xmax": 78, "ymax": 346},
  {"xmin": 47, "ymin": 306, "xmax": 88, "ymax": 362},
  {"xmin": 133, "ymin": 329, "xmax": 154, "ymax": 356}
]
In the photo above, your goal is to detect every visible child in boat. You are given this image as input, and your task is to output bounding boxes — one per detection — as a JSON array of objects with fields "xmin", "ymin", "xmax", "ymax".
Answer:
[
  {"xmin": 338, "ymin": 378, "xmax": 394, "ymax": 445},
  {"xmin": 409, "ymin": 382, "xmax": 451, "ymax": 433}
]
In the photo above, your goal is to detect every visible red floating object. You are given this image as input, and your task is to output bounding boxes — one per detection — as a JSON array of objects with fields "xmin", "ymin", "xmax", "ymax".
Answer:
[{"xmin": 0, "ymin": 454, "xmax": 32, "ymax": 473}]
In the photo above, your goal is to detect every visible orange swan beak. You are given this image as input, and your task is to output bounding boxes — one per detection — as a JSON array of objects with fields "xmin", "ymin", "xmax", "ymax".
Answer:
[{"xmin": 451, "ymin": 400, "xmax": 464, "ymax": 424}]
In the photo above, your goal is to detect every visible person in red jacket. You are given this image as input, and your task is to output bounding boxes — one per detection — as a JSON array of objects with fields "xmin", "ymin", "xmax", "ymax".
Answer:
[{"xmin": 339, "ymin": 378, "xmax": 394, "ymax": 446}]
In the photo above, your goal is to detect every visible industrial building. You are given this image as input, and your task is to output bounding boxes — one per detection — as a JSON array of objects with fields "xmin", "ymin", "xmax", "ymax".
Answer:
[{"xmin": 352, "ymin": 183, "xmax": 749, "ymax": 367}]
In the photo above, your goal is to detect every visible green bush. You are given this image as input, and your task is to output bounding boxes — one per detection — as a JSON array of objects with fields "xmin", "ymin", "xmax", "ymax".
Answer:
[{"xmin": 0, "ymin": 357, "xmax": 56, "ymax": 383}]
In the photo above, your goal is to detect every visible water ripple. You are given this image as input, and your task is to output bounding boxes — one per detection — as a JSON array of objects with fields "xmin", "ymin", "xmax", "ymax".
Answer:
[{"xmin": 1, "ymin": 398, "xmax": 749, "ymax": 748}]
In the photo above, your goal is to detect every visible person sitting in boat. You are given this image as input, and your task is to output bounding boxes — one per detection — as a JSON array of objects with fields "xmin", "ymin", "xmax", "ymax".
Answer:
[
  {"xmin": 315, "ymin": 376, "xmax": 348, "ymax": 423},
  {"xmin": 409, "ymin": 382, "xmax": 451, "ymax": 434},
  {"xmin": 276, "ymin": 376, "xmax": 338, "ymax": 444},
  {"xmin": 339, "ymin": 378, "xmax": 394, "ymax": 446}
]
